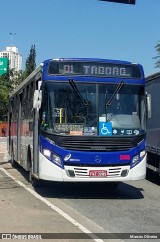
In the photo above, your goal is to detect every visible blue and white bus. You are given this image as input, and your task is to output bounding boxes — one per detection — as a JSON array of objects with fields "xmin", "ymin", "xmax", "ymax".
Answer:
[{"xmin": 8, "ymin": 58, "xmax": 147, "ymax": 186}]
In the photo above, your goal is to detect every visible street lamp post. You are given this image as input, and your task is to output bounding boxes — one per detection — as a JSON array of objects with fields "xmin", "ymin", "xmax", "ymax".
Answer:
[{"xmin": 9, "ymin": 32, "xmax": 16, "ymax": 47}]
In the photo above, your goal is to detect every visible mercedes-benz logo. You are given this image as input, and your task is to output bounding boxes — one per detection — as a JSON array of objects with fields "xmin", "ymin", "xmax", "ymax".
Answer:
[{"xmin": 95, "ymin": 155, "xmax": 101, "ymax": 163}]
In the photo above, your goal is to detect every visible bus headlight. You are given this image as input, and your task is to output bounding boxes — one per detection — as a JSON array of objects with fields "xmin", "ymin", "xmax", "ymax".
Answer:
[
  {"xmin": 140, "ymin": 150, "xmax": 146, "ymax": 158},
  {"xmin": 52, "ymin": 153, "xmax": 62, "ymax": 166},
  {"xmin": 42, "ymin": 148, "xmax": 62, "ymax": 167},
  {"xmin": 43, "ymin": 149, "xmax": 51, "ymax": 158},
  {"xmin": 132, "ymin": 155, "xmax": 139, "ymax": 164},
  {"xmin": 132, "ymin": 150, "xmax": 146, "ymax": 165}
]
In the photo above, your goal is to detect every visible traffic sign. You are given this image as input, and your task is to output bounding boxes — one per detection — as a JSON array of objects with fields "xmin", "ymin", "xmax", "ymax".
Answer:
[
  {"xmin": 0, "ymin": 58, "xmax": 8, "ymax": 76},
  {"xmin": 99, "ymin": 121, "xmax": 112, "ymax": 136}
]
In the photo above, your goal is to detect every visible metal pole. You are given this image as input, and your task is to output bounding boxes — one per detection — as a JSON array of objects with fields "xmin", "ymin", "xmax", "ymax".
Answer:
[{"xmin": 9, "ymin": 32, "xmax": 16, "ymax": 47}]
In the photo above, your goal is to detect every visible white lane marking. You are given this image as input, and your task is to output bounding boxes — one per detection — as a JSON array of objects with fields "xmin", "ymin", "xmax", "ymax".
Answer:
[{"xmin": 0, "ymin": 167, "xmax": 104, "ymax": 242}]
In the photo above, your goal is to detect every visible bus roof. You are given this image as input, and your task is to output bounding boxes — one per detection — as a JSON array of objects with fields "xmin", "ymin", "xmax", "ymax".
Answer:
[{"xmin": 43, "ymin": 57, "xmax": 140, "ymax": 66}]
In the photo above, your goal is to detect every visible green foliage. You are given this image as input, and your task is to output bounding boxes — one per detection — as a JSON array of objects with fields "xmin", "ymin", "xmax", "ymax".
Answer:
[
  {"xmin": 0, "ymin": 72, "xmax": 12, "ymax": 121},
  {"xmin": 0, "ymin": 45, "xmax": 36, "ymax": 120},
  {"xmin": 153, "ymin": 41, "xmax": 160, "ymax": 69},
  {"xmin": 24, "ymin": 44, "xmax": 36, "ymax": 79},
  {"xmin": 11, "ymin": 70, "xmax": 25, "ymax": 87}
]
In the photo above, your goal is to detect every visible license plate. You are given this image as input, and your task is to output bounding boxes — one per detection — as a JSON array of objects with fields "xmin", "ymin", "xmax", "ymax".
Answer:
[{"xmin": 89, "ymin": 170, "xmax": 107, "ymax": 177}]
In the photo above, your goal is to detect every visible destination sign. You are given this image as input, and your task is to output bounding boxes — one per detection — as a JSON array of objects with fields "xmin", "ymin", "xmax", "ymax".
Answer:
[{"xmin": 48, "ymin": 61, "xmax": 141, "ymax": 78}]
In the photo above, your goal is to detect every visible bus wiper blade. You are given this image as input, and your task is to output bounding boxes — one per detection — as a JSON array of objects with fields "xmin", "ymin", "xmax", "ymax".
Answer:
[
  {"xmin": 106, "ymin": 81, "xmax": 124, "ymax": 107},
  {"xmin": 69, "ymin": 79, "xmax": 89, "ymax": 106}
]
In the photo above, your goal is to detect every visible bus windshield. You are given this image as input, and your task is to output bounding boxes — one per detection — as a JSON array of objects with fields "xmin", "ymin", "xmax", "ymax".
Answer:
[{"xmin": 41, "ymin": 82, "xmax": 146, "ymax": 136}]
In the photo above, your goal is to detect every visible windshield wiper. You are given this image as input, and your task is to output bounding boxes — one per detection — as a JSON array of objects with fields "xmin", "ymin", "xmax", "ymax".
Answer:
[
  {"xmin": 69, "ymin": 79, "xmax": 89, "ymax": 106},
  {"xmin": 105, "ymin": 81, "xmax": 124, "ymax": 122},
  {"xmin": 106, "ymin": 81, "xmax": 124, "ymax": 107}
]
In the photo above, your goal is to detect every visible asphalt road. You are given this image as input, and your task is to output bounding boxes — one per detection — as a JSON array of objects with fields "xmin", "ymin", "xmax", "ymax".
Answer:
[
  {"xmin": 34, "ymin": 174, "xmax": 160, "ymax": 241},
  {"xmin": 0, "ymin": 139, "xmax": 160, "ymax": 242}
]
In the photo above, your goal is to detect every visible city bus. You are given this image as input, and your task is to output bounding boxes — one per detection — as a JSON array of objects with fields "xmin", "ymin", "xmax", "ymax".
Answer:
[{"xmin": 8, "ymin": 58, "xmax": 148, "ymax": 187}]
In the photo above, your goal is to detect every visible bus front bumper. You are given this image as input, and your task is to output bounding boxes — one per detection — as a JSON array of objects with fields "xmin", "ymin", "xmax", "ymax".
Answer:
[{"xmin": 39, "ymin": 153, "xmax": 146, "ymax": 182}]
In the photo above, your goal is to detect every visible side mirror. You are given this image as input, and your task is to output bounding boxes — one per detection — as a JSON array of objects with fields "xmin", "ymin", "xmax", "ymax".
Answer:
[
  {"xmin": 33, "ymin": 90, "xmax": 39, "ymax": 109},
  {"xmin": 33, "ymin": 80, "xmax": 42, "ymax": 110},
  {"xmin": 146, "ymin": 93, "xmax": 151, "ymax": 118},
  {"xmin": 33, "ymin": 90, "xmax": 42, "ymax": 110}
]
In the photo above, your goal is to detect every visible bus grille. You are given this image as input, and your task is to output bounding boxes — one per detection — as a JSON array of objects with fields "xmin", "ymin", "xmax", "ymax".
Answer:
[
  {"xmin": 65, "ymin": 165, "xmax": 130, "ymax": 178},
  {"xmin": 51, "ymin": 135, "xmax": 144, "ymax": 152},
  {"xmin": 61, "ymin": 140, "xmax": 132, "ymax": 151}
]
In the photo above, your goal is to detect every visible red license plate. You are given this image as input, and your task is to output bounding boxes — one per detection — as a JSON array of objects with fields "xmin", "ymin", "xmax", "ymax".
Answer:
[{"xmin": 89, "ymin": 170, "xmax": 107, "ymax": 177}]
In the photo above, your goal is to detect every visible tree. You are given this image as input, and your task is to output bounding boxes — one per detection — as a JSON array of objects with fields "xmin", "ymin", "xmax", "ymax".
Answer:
[
  {"xmin": 24, "ymin": 44, "xmax": 36, "ymax": 79},
  {"xmin": 0, "ymin": 45, "xmax": 36, "ymax": 120},
  {"xmin": 0, "ymin": 69, "xmax": 24, "ymax": 120},
  {"xmin": 0, "ymin": 72, "xmax": 12, "ymax": 121},
  {"xmin": 153, "ymin": 41, "xmax": 160, "ymax": 69},
  {"xmin": 10, "ymin": 69, "xmax": 25, "ymax": 88},
  {"xmin": 10, "ymin": 44, "xmax": 36, "ymax": 87}
]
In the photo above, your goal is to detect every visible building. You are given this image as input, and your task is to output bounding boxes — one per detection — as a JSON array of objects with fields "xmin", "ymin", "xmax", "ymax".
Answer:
[{"xmin": 0, "ymin": 46, "xmax": 22, "ymax": 72}]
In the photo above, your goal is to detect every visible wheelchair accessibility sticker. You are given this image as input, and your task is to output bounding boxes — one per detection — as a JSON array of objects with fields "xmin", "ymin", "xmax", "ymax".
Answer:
[{"xmin": 99, "ymin": 122, "xmax": 112, "ymax": 136}]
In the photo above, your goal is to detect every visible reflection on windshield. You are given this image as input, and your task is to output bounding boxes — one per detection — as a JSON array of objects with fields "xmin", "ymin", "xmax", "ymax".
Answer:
[
  {"xmin": 41, "ymin": 82, "xmax": 146, "ymax": 136},
  {"xmin": 42, "ymin": 82, "xmax": 97, "ymax": 135}
]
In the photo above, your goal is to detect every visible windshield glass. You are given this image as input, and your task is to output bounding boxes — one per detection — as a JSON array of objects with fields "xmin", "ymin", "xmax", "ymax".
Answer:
[{"xmin": 41, "ymin": 82, "xmax": 146, "ymax": 136}]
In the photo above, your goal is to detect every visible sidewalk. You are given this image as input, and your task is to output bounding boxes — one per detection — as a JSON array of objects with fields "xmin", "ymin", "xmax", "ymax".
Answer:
[
  {"xmin": 0, "ymin": 138, "xmax": 7, "ymax": 162},
  {"xmin": 0, "ymin": 141, "xmax": 106, "ymax": 242},
  {"xmin": 0, "ymin": 137, "xmax": 7, "ymax": 142}
]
